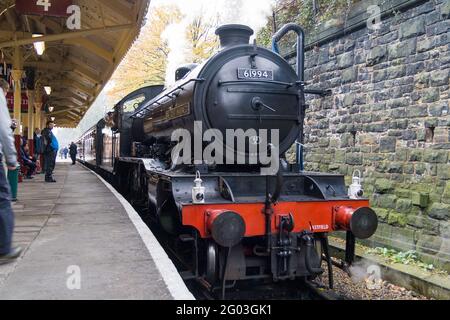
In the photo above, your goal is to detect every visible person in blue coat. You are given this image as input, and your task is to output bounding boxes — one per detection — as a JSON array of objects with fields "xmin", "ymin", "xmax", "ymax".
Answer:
[{"xmin": 41, "ymin": 120, "xmax": 59, "ymax": 183}]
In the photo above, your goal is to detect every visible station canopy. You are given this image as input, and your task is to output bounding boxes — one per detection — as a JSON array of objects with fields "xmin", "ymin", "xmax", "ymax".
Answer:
[{"xmin": 0, "ymin": 0, "xmax": 150, "ymax": 128}]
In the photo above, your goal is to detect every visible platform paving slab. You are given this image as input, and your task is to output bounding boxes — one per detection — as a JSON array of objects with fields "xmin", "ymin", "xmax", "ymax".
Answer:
[{"xmin": 0, "ymin": 164, "xmax": 192, "ymax": 300}]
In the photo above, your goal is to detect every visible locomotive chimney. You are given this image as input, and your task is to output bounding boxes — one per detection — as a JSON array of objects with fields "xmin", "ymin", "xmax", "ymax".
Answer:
[{"xmin": 215, "ymin": 24, "xmax": 254, "ymax": 48}]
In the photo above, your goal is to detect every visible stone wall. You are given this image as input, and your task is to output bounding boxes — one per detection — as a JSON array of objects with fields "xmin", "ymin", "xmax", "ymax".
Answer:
[{"xmin": 295, "ymin": 0, "xmax": 450, "ymax": 270}]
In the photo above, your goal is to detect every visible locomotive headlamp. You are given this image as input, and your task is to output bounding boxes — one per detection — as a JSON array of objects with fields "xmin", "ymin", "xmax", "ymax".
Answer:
[
  {"xmin": 206, "ymin": 210, "xmax": 246, "ymax": 248},
  {"xmin": 334, "ymin": 206, "xmax": 378, "ymax": 239},
  {"xmin": 192, "ymin": 171, "xmax": 205, "ymax": 204}
]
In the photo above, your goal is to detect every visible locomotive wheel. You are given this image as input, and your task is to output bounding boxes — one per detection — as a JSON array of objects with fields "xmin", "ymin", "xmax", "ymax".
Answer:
[{"xmin": 205, "ymin": 241, "xmax": 219, "ymax": 285}]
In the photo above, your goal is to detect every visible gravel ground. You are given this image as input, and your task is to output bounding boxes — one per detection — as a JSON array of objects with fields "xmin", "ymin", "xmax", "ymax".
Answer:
[{"xmin": 315, "ymin": 258, "xmax": 430, "ymax": 300}]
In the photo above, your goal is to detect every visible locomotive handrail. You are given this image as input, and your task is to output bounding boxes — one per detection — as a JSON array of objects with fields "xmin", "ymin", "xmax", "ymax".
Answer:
[
  {"xmin": 218, "ymin": 79, "xmax": 299, "ymax": 88},
  {"xmin": 129, "ymin": 78, "xmax": 205, "ymax": 119},
  {"xmin": 271, "ymin": 23, "xmax": 305, "ymax": 82}
]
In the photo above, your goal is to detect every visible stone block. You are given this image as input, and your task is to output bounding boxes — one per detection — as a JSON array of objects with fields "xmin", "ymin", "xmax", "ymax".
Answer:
[
  {"xmin": 415, "ymin": 72, "xmax": 429, "ymax": 88},
  {"xmin": 377, "ymin": 194, "xmax": 397, "ymax": 209},
  {"xmin": 423, "ymin": 150, "xmax": 448, "ymax": 163},
  {"xmin": 409, "ymin": 149, "xmax": 423, "ymax": 161},
  {"xmin": 358, "ymin": 134, "xmax": 377, "ymax": 145},
  {"xmin": 441, "ymin": 221, "xmax": 450, "ymax": 238},
  {"xmin": 337, "ymin": 52, "xmax": 354, "ymax": 69},
  {"xmin": 395, "ymin": 188, "xmax": 412, "ymax": 199},
  {"xmin": 400, "ymin": 16, "xmax": 425, "ymax": 39},
  {"xmin": 367, "ymin": 46, "xmax": 387, "ymax": 66},
  {"xmin": 388, "ymin": 162, "xmax": 403, "ymax": 174},
  {"xmin": 437, "ymin": 164, "xmax": 450, "ymax": 180},
  {"xmin": 387, "ymin": 65, "xmax": 406, "ymax": 79},
  {"xmin": 395, "ymin": 148, "xmax": 408, "ymax": 161},
  {"xmin": 428, "ymin": 203, "xmax": 450, "ymax": 220},
  {"xmin": 425, "ymin": 118, "xmax": 439, "ymax": 128},
  {"xmin": 415, "ymin": 163, "xmax": 426, "ymax": 175},
  {"xmin": 388, "ymin": 39, "xmax": 416, "ymax": 59},
  {"xmin": 387, "ymin": 97, "xmax": 409, "ymax": 109},
  {"xmin": 412, "ymin": 192, "xmax": 429, "ymax": 208},
  {"xmin": 396, "ymin": 199, "xmax": 413, "ymax": 213},
  {"xmin": 407, "ymin": 214, "xmax": 424, "ymax": 229},
  {"xmin": 430, "ymin": 69, "xmax": 449, "ymax": 86},
  {"xmin": 379, "ymin": 136, "xmax": 396, "ymax": 153},
  {"xmin": 403, "ymin": 164, "xmax": 415, "ymax": 174},
  {"xmin": 416, "ymin": 233, "xmax": 443, "ymax": 255},
  {"xmin": 340, "ymin": 133, "xmax": 354, "ymax": 147},
  {"xmin": 374, "ymin": 208, "xmax": 389, "ymax": 222},
  {"xmin": 341, "ymin": 67, "xmax": 357, "ymax": 83},
  {"xmin": 402, "ymin": 130, "xmax": 417, "ymax": 140},
  {"xmin": 443, "ymin": 182, "xmax": 450, "ymax": 204},
  {"xmin": 407, "ymin": 105, "xmax": 428, "ymax": 117},
  {"xmin": 428, "ymin": 102, "xmax": 449, "ymax": 117},
  {"xmin": 345, "ymin": 153, "xmax": 362, "ymax": 165},
  {"xmin": 422, "ymin": 88, "xmax": 440, "ymax": 103},
  {"xmin": 417, "ymin": 38, "xmax": 433, "ymax": 53},
  {"xmin": 343, "ymin": 94, "xmax": 355, "ymax": 107},
  {"xmin": 334, "ymin": 150, "xmax": 346, "ymax": 163},
  {"xmin": 374, "ymin": 178, "xmax": 394, "ymax": 193},
  {"xmin": 387, "ymin": 212, "xmax": 407, "ymax": 227},
  {"xmin": 423, "ymin": 218, "xmax": 441, "ymax": 236},
  {"xmin": 441, "ymin": 0, "xmax": 450, "ymax": 18}
]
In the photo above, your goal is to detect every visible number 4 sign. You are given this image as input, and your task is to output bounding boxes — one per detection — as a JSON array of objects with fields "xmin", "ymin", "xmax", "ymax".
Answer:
[
  {"xmin": 36, "ymin": 0, "xmax": 51, "ymax": 12},
  {"xmin": 15, "ymin": 0, "xmax": 73, "ymax": 17}
]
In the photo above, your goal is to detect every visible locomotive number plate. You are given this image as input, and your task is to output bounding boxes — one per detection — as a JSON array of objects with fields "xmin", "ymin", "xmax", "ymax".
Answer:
[{"xmin": 237, "ymin": 68, "xmax": 274, "ymax": 80}]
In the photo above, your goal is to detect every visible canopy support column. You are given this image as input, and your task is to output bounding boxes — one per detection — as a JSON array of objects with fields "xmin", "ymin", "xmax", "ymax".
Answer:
[{"xmin": 27, "ymin": 90, "xmax": 35, "ymax": 154}]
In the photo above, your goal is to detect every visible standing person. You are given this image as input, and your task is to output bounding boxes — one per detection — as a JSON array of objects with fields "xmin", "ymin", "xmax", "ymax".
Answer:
[
  {"xmin": 33, "ymin": 128, "xmax": 42, "ymax": 157},
  {"xmin": 63, "ymin": 146, "xmax": 69, "ymax": 159},
  {"xmin": 0, "ymin": 78, "xmax": 22, "ymax": 263},
  {"xmin": 69, "ymin": 142, "xmax": 77, "ymax": 165},
  {"xmin": 41, "ymin": 120, "xmax": 59, "ymax": 183},
  {"xmin": 33, "ymin": 128, "xmax": 42, "ymax": 174}
]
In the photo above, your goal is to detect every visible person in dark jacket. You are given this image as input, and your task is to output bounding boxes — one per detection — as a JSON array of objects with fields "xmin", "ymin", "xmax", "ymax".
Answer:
[
  {"xmin": 20, "ymin": 141, "xmax": 37, "ymax": 179},
  {"xmin": 69, "ymin": 142, "xmax": 77, "ymax": 165},
  {"xmin": 41, "ymin": 120, "xmax": 59, "ymax": 183},
  {"xmin": 33, "ymin": 128, "xmax": 42, "ymax": 156}
]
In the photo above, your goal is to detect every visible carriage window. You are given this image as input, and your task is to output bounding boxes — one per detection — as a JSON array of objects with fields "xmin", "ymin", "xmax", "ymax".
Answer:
[{"xmin": 122, "ymin": 94, "xmax": 146, "ymax": 112}]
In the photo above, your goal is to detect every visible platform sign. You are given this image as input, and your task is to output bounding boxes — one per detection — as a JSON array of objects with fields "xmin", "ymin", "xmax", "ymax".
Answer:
[
  {"xmin": 15, "ymin": 0, "xmax": 73, "ymax": 17},
  {"xmin": 7, "ymin": 93, "xmax": 30, "ymax": 113}
]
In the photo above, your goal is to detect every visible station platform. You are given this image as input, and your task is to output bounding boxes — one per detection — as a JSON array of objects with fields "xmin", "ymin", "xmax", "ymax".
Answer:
[{"xmin": 0, "ymin": 164, "xmax": 194, "ymax": 300}]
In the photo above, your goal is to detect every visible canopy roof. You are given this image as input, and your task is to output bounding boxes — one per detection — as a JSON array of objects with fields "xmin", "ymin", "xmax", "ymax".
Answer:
[{"xmin": 0, "ymin": 0, "xmax": 150, "ymax": 128}]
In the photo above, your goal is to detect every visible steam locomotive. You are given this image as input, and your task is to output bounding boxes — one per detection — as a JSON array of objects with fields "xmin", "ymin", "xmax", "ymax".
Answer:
[{"xmin": 77, "ymin": 24, "xmax": 378, "ymax": 292}]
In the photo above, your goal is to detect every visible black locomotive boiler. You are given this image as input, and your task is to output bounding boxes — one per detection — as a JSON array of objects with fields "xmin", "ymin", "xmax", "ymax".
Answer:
[{"xmin": 77, "ymin": 24, "xmax": 378, "ymax": 294}]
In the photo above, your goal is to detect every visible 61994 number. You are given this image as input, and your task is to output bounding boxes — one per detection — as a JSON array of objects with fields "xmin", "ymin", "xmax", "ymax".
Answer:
[{"xmin": 237, "ymin": 68, "xmax": 274, "ymax": 80}]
